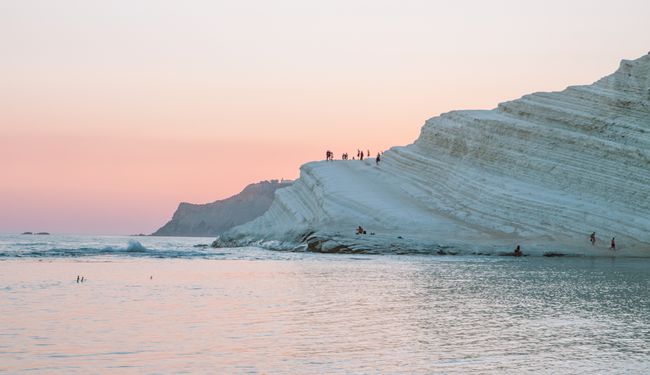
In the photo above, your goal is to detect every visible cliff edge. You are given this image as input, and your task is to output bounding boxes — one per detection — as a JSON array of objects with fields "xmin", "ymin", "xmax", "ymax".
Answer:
[{"xmin": 216, "ymin": 54, "xmax": 650, "ymax": 256}]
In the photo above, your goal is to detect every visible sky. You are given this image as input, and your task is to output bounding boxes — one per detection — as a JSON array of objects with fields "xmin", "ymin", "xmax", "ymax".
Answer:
[{"xmin": 1, "ymin": 0, "xmax": 649, "ymax": 235}]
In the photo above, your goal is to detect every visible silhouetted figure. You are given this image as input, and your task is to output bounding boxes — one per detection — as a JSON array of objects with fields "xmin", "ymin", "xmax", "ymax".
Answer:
[
  {"xmin": 360, "ymin": 151, "xmax": 364, "ymax": 160},
  {"xmin": 610, "ymin": 237, "xmax": 616, "ymax": 250},
  {"xmin": 514, "ymin": 245, "xmax": 522, "ymax": 257},
  {"xmin": 81, "ymin": 276, "xmax": 85, "ymax": 282},
  {"xmin": 77, "ymin": 275, "xmax": 80, "ymax": 283},
  {"xmin": 150, "ymin": 276, "xmax": 153, "ymax": 280},
  {"xmin": 356, "ymin": 226, "xmax": 364, "ymax": 235},
  {"xmin": 590, "ymin": 232, "xmax": 596, "ymax": 245},
  {"xmin": 376, "ymin": 153, "xmax": 381, "ymax": 165},
  {"xmin": 367, "ymin": 149, "xmax": 370, "ymax": 157}
]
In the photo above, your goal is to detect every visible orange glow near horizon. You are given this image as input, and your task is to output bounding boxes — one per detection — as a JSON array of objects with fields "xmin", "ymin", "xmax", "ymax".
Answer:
[{"xmin": 2, "ymin": 0, "xmax": 650, "ymax": 234}]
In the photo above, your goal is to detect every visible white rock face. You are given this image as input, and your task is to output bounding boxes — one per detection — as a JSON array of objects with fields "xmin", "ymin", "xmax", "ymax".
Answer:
[
  {"xmin": 153, "ymin": 180, "xmax": 292, "ymax": 237},
  {"xmin": 217, "ymin": 55, "xmax": 650, "ymax": 256}
]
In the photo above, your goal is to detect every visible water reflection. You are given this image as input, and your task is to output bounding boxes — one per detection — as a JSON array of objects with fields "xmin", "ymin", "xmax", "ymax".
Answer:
[{"xmin": 0, "ymin": 255, "xmax": 648, "ymax": 373}]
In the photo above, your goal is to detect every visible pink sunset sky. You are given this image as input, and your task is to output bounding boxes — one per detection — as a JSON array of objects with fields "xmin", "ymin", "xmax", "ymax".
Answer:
[{"xmin": 1, "ymin": 0, "xmax": 649, "ymax": 235}]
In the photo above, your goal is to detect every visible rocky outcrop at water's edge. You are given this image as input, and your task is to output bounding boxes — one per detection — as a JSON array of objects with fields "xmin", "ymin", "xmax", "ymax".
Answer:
[{"xmin": 214, "ymin": 54, "xmax": 650, "ymax": 257}]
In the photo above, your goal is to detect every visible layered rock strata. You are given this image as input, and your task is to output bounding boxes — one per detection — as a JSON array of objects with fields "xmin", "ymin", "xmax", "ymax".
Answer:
[{"xmin": 216, "ymin": 55, "xmax": 650, "ymax": 256}]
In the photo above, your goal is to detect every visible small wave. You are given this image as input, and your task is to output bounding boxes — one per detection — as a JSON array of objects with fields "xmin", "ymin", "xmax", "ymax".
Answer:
[
  {"xmin": 0, "ymin": 240, "xmax": 231, "ymax": 260},
  {"xmin": 126, "ymin": 240, "xmax": 147, "ymax": 252}
]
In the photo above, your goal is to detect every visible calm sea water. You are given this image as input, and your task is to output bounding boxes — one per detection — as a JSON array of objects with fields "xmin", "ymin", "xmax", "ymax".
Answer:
[{"xmin": 1, "ymin": 234, "xmax": 649, "ymax": 374}]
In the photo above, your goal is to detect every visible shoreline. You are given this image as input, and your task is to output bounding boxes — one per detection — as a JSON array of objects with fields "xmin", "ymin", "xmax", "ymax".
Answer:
[{"xmin": 213, "ymin": 228, "xmax": 650, "ymax": 258}]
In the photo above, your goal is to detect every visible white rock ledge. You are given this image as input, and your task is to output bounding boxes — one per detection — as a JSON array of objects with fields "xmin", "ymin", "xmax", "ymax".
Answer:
[{"xmin": 214, "ymin": 54, "xmax": 650, "ymax": 258}]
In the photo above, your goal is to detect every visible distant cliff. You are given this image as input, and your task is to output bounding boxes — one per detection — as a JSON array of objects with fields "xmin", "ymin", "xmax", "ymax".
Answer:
[{"xmin": 153, "ymin": 180, "xmax": 292, "ymax": 237}]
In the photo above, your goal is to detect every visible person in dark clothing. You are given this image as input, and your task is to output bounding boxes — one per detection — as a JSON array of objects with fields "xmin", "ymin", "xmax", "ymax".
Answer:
[
  {"xmin": 590, "ymin": 232, "xmax": 596, "ymax": 245},
  {"xmin": 376, "ymin": 153, "xmax": 381, "ymax": 165},
  {"xmin": 514, "ymin": 245, "xmax": 522, "ymax": 257},
  {"xmin": 610, "ymin": 237, "xmax": 616, "ymax": 250}
]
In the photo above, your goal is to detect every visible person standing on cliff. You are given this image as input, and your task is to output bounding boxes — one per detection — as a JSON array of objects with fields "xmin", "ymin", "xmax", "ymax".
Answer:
[
  {"xmin": 610, "ymin": 237, "xmax": 616, "ymax": 250},
  {"xmin": 376, "ymin": 153, "xmax": 381, "ymax": 165},
  {"xmin": 590, "ymin": 232, "xmax": 596, "ymax": 245}
]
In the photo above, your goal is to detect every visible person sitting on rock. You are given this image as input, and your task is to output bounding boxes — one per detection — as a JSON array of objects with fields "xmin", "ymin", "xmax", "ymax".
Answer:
[
  {"xmin": 356, "ymin": 226, "xmax": 364, "ymax": 235},
  {"xmin": 514, "ymin": 245, "xmax": 522, "ymax": 257}
]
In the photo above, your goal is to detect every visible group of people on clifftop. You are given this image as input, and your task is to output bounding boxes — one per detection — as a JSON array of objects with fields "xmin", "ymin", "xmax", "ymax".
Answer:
[{"xmin": 325, "ymin": 149, "xmax": 383, "ymax": 165}]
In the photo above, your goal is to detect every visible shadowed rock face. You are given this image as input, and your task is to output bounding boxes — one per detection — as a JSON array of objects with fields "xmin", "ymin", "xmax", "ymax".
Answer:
[
  {"xmin": 152, "ymin": 180, "xmax": 292, "ymax": 237},
  {"xmin": 216, "ymin": 54, "xmax": 650, "ymax": 256}
]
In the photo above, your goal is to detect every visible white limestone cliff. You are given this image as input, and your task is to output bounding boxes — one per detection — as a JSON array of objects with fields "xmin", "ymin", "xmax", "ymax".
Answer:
[{"xmin": 215, "ymin": 54, "xmax": 650, "ymax": 256}]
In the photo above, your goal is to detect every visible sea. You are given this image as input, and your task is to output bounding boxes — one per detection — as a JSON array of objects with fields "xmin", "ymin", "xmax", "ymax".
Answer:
[{"xmin": 1, "ymin": 234, "xmax": 649, "ymax": 374}]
